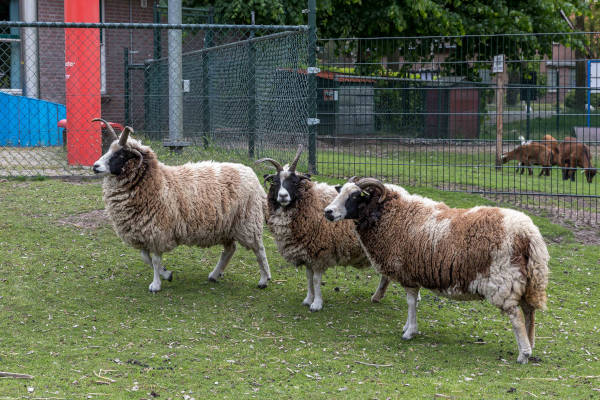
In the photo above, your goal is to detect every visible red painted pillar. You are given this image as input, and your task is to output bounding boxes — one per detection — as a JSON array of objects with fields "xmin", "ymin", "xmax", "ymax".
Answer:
[{"xmin": 64, "ymin": 0, "xmax": 101, "ymax": 166}]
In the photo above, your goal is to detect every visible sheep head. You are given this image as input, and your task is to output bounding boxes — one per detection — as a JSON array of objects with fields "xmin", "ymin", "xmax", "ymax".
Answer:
[
  {"xmin": 324, "ymin": 177, "xmax": 387, "ymax": 222},
  {"xmin": 255, "ymin": 145, "xmax": 311, "ymax": 208},
  {"xmin": 92, "ymin": 120, "xmax": 143, "ymax": 176}
]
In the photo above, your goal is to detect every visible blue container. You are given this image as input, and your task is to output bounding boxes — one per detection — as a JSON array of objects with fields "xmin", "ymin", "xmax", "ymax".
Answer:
[{"xmin": 0, "ymin": 92, "xmax": 66, "ymax": 146}]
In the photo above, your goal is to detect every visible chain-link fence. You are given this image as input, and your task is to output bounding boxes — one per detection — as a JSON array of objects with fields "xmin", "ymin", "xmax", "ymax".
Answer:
[
  {"xmin": 3, "ymin": 20, "xmax": 600, "ymax": 224},
  {"xmin": 317, "ymin": 33, "xmax": 600, "ymax": 224},
  {"xmin": 0, "ymin": 21, "xmax": 310, "ymax": 177}
]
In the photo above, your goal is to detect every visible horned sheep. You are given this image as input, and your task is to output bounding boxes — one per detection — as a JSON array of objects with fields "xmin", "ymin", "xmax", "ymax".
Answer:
[
  {"xmin": 324, "ymin": 178, "xmax": 549, "ymax": 364},
  {"xmin": 91, "ymin": 119, "xmax": 271, "ymax": 292},
  {"xmin": 256, "ymin": 147, "xmax": 389, "ymax": 311}
]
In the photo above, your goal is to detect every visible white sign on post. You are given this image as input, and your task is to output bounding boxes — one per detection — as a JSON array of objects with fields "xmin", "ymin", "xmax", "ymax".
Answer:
[{"xmin": 492, "ymin": 54, "xmax": 504, "ymax": 73}]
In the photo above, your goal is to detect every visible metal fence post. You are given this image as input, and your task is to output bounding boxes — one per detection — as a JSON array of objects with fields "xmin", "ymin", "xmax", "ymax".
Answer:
[
  {"xmin": 143, "ymin": 60, "xmax": 150, "ymax": 132},
  {"xmin": 494, "ymin": 56, "xmax": 506, "ymax": 170},
  {"xmin": 308, "ymin": 0, "xmax": 317, "ymax": 174},
  {"xmin": 248, "ymin": 27, "xmax": 256, "ymax": 158},
  {"xmin": 167, "ymin": 0, "xmax": 183, "ymax": 151},
  {"xmin": 202, "ymin": 28, "xmax": 213, "ymax": 149},
  {"xmin": 124, "ymin": 47, "xmax": 130, "ymax": 125}
]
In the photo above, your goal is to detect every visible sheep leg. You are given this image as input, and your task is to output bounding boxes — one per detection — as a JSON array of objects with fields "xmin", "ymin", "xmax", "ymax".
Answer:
[
  {"xmin": 149, "ymin": 254, "xmax": 165, "ymax": 293},
  {"xmin": 302, "ymin": 267, "xmax": 315, "ymax": 307},
  {"xmin": 402, "ymin": 286, "xmax": 420, "ymax": 340},
  {"xmin": 521, "ymin": 302, "xmax": 536, "ymax": 349},
  {"xmin": 309, "ymin": 269, "xmax": 324, "ymax": 312},
  {"xmin": 371, "ymin": 275, "xmax": 390, "ymax": 303},
  {"xmin": 141, "ymin": 250, "xmax": 172, "ymax": 282},
  {"xmin": 208, "ymin": 242, "xmax": 236, "ymax": 283},
  {"xmin": 507, "ymin": 305, "xmax": 532, "ymax": 364},
  {"xmin": 252, "ymin": 242, "xmax": 271, "ymax": 289}
]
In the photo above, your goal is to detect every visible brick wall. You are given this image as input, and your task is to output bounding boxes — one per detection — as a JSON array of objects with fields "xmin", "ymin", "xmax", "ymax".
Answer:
[{"xmin": 38, "ymin": 0, "xmax": 65, "ymax": 105}]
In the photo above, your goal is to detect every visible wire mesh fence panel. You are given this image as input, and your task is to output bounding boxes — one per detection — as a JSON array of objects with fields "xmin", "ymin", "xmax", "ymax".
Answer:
[
  {"xmin": 0, "ymin": 21, "xmax": 310, "ymax": 177},
  {"xmin": 317, "ymin": 33, "xmax": 600, "ymax": 224}
]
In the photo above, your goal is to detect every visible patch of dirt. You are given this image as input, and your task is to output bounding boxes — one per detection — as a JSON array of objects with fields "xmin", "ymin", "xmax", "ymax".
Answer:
[
  {"xmin": 59, "ymin": 176, "xmax": 102, "ymax": 185},
  {"xmin": 58, "ymin": 209, "xmax": 110, "ymax": 230}
]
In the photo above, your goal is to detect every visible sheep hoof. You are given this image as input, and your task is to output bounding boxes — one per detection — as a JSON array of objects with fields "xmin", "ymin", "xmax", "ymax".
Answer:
[
  {"xmin": 148, "ymin": 282, "xmax": 161, "ymax": 293},
  {"xmin": 517, "ymin": 351, "xmax": 531, "ymax": 364},
  {"xmin": 208, "ymin": 276, "xmax": 218, "ymax": 283},
  {"xmin": 309, "ymin": 301, "xmax": 323, "ymax": 312},
  {"xmin": 165, "ymin": 271, "xmax": 173, "ymax": 282},
  {"xmin": 302, "ymin": 298, "xmax": 313, "ymax": 306},
  {"xmin": 257, "ymin": 283, "xmax": 268, "ymax": 289},
  {"xmin": 371, "ymin": 294, "xmax": 382, "ymax": 303},
  {"xmin": 402, "ymin": 330, "xmax": 417, "ymax": 340}
]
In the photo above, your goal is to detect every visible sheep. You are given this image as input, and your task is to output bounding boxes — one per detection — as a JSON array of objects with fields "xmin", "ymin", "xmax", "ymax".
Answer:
[
  {"xmin": 502, "ymin": 142, "xmax": 552, "ymax": 176},
  {"xmin": 540, "ymin": 134, "xmax": 560, "ymax": 166},
  {"xmin": 256, "ymin": 146, "xmax": 389, "ymax": 311},
  {"xmin": 324, "ymin": 177, "xmax": 549, "ymax": 364},
  {"xmin": 91, "ymin": 118, "xmax": 271, "ymax": 292},
  {"xmin": 558, "ymin": 138, "xmax": 596, "ymax": 183}
]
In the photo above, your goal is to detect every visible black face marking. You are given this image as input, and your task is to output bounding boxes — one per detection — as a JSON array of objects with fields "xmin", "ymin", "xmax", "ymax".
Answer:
[
  {"xmin": 266, "ymin": 172, "xmax": 309, "ymax": 209},
  {"xmin": 343, "ymin": 190, "xmax": 370, "ymax": 219},
  {"xmin": 108, "ymin": 148, "xmax": 138, "ymax": 175}
]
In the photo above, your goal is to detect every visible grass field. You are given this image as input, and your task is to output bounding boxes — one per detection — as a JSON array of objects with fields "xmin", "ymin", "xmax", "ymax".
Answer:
[{"xmin": 1, "ymin": 176, "xmax": 599, "ymax": 399}]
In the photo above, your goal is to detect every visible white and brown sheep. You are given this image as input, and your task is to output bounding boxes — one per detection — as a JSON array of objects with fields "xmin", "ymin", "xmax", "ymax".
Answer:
[
  {"xmin": 324, "ymin": 178, "xmax": 549, "ymax": 364},
  {"xmin": 91, "ymin": 119, "xmax": 271, "ymax": 292},
  {"xmin": 256, "ymin": 147, "xmax": 389, "ymax": 311}
]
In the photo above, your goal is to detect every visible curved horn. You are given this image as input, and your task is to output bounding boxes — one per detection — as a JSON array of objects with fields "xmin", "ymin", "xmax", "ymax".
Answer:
[
  {"xmin": 356, "ymin": 178, "xmax": 387, "ymax": 203},
  {"xmin": 130, "ymin": 148, "xmax": 144, "ymax": 170},
  {"xmin": 289, "ymin": 145, "xmax": 304, "ymax": 173},
  {"xmin": 255, "ymin": 158, "xmax": 283, "ymax": 172},
  {"xmin": 348, "ymin": 176, "xmax": 359, "ymax": 183},
  {"xmin": 119, "ymin": 126, "xmax": 134, "ymax": 146},
  {"xmin": 91, "ymin": 118, "xmax": 117, "ymax": 141}
]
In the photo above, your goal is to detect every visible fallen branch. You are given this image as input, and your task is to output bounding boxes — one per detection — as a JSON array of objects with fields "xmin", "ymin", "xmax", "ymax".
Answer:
[
  {"xmin": 354, "ymin": 361, "xmax": 393, "ymax": 368},
  {"xmin": 0, "ymin": 371, "xmax": 34, "ymax": 379},
  {"xmin": 524, "ymin": 391, "xmax": 538, "ymax": 398}
]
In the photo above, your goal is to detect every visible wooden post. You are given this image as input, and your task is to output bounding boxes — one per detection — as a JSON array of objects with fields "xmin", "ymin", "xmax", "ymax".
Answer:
[{"xmin": 494, "ymin": 55, "xmax": 507, "ymax": 170}]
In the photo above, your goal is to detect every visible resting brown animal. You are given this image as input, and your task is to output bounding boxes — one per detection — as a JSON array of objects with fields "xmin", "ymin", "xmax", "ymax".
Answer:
[
  {"xmin": 558, "ymin": 138, "xmax": 596, "ymax": 183},
  {"xmin": 502, "ymin": 143, "xmax": 552, "ymax": 177}
]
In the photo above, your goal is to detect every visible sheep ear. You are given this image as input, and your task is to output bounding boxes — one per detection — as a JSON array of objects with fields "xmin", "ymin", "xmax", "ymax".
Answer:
[
  {"xmin": 299, "ymin": 173, "xmax": 311, "ymax": 181},
  {"xmin": 334, "ymin": 184, "xmax": 342, "ymax": 193},
  {"xmin": 263, "ymin": 174, "xmax": 276, "ymax": 182}
]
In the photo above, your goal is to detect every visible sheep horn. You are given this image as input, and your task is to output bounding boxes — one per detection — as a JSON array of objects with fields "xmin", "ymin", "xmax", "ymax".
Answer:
[
  {"xmin": 289, "ymin": 145, "xmax": 304, "ymax": 173},
  {"xmin": 130, "ymin": 148, "xmax": 144, "ymax": 169},
  {"xmin": 255, "ymin": 158, "xmax": 283, "ymax": 172},
  {"xmin": 91, "ymin": 118, "xmax": 118, "ymax": 141},
  {"xmin": 119, "ymin": 126, "xmax": 134, "ymax": 146},
  {"xmin": 356, "ymin": 178, "xmax": 387, "ymax": 203},
  {"xmin": 348, "ymin": 176, "xmax": 359, "ymax": 183}
]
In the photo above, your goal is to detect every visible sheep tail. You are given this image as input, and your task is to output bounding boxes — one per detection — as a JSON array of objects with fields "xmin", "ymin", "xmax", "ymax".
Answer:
[{"xmin": 524, "ymin": 231, "xmax": 550, "ymax": 310}]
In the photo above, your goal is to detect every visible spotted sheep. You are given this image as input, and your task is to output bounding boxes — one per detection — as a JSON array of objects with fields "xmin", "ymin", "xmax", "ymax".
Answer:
[
  {"xmin": 324, "ymin": 177, "xmax": 549, "ymax": 364},
  {"xmin": 91, "ymin": 119, "xmax": 271, "ymax": 292},
  {"xmin": 256, "ymin": 147, "xmax": 389, "ymax": 311}
]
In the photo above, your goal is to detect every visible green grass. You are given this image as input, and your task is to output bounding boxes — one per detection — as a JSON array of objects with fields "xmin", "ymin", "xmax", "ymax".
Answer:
[{"xmin": 1, "ymin": 177, "xmax": 598, "ymax": 399}]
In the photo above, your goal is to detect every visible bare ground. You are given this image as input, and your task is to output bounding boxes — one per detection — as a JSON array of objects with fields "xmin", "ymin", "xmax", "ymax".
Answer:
[{"xmin": 57, "ymin": 209, "xmax": 110, "ymax": 230}]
